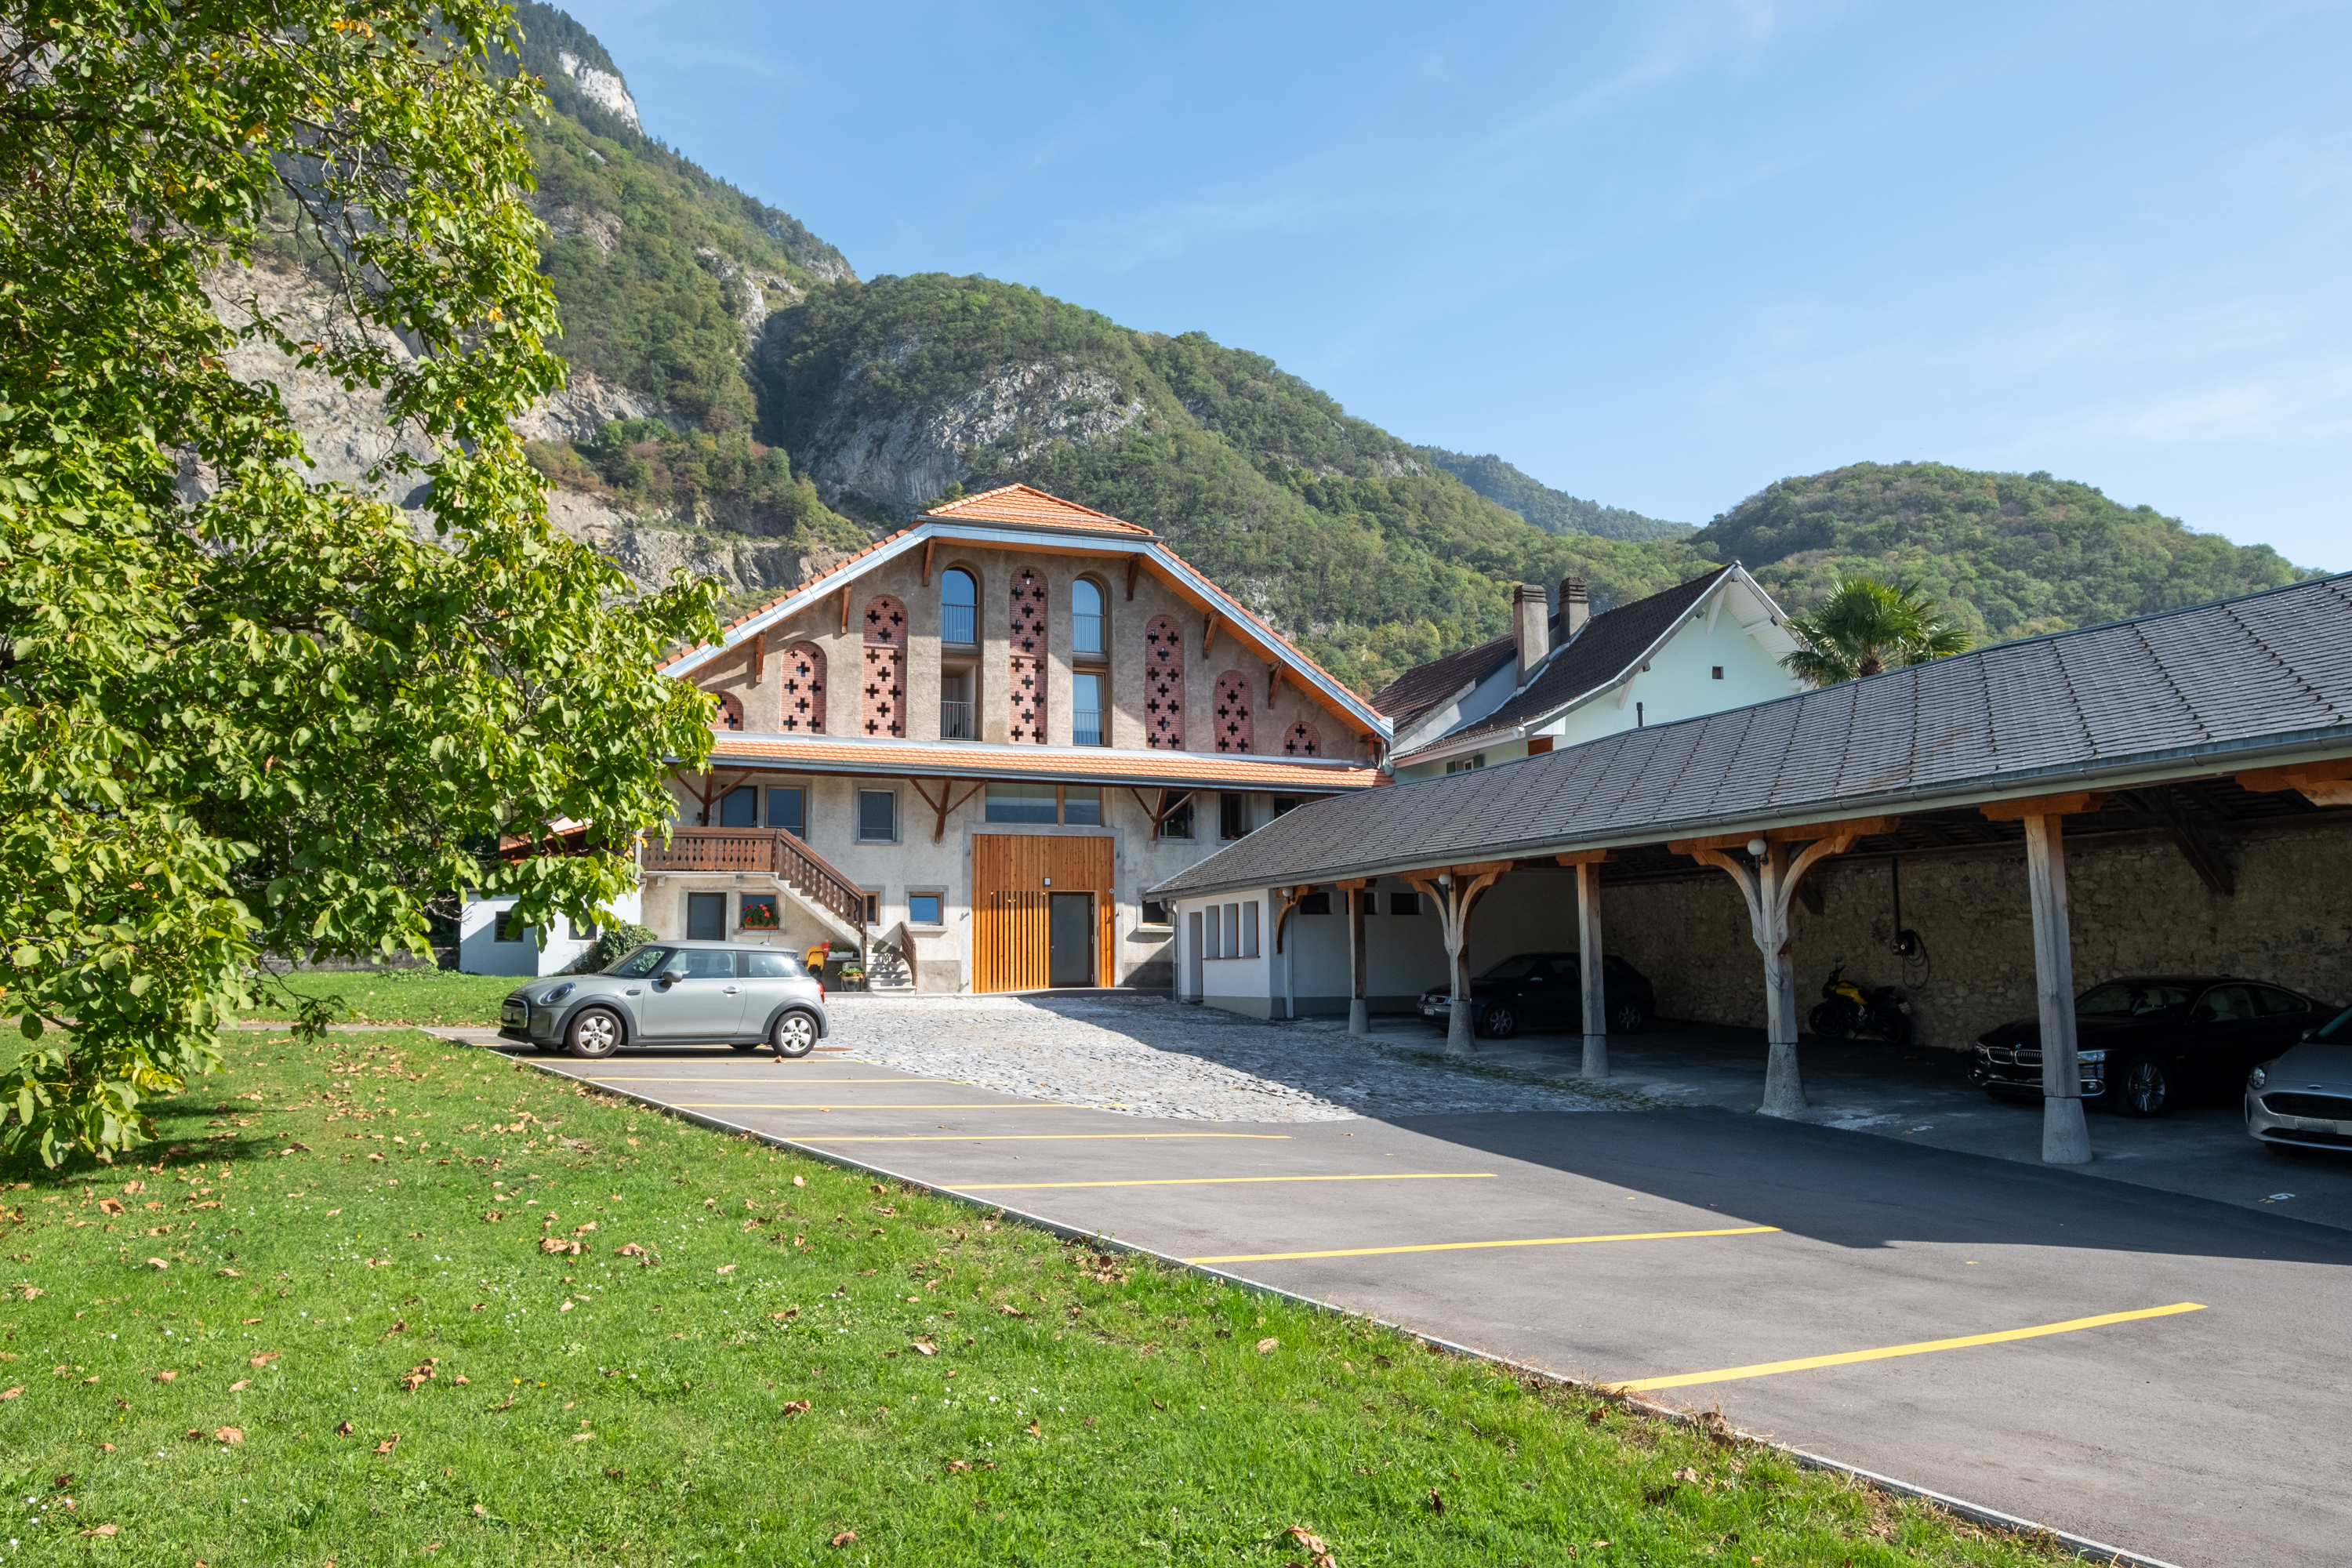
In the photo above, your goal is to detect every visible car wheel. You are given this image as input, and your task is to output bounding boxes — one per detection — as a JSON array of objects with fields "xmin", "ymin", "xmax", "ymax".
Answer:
[
  {"xmin": 771, "ymin": 1010, "xmax": 818, "ymax": 1059},
  {"xmin": 2116, "ymin": 1056, "xmax": 2169, "ymax": 1117},
  {"xmin": 565, "ymin": 1007, "xmax": 623, "ymax": 1060},
  {"xmin": 1478, "ymin": 1004, "xmax": 1518, "ymax": 1040},
  {"xmin": 1611, "ymin": 1000, "xmax": 1650, "ymax": 1035}
]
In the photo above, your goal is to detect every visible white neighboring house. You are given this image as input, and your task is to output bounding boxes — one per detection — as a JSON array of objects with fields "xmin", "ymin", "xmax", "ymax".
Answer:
[
  {"xmin": 1378, "ymin": 567, "xmax": 1801, "ymax": 780},
  {"xmin": 456, "ymin": 886, "xmax": 644, "ymax": 978}
]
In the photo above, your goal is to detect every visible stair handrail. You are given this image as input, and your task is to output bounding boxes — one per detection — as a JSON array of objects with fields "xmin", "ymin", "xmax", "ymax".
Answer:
[{"xmin": 771, "ymin": 829, "xmax": 867, "ymax": 932}]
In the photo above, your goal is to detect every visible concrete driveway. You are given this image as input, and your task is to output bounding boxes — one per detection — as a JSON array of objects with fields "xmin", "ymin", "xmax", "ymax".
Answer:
[{"xmin": 467, "ymin": 1011, "xmax": 2352, "ymax": 1568}]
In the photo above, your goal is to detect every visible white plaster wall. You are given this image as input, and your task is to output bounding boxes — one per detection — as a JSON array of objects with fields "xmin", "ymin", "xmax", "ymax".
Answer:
[{"xmin": 457, "ymin": 886, "xmax": 642, "ymax": 978}]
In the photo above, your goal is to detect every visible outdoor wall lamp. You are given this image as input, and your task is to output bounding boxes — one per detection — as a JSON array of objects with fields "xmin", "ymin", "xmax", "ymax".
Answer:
[
  {"xmin": 1747, "ymin": 837, "xmax": 1767, "ymax": 858},
  {"xmin": 1436, "ymin": 873, "xmax": 1453, "ymax": 887}
]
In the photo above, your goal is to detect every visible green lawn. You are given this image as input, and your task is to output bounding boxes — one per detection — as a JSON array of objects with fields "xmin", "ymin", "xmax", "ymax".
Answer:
[
  {"xmin": 0, "ymin": 1029, "xmax": 2073, "ymax": 1565},
  {"xmin": 252, "ymin": 968, "xmax": 520, "ymax": 1026}
]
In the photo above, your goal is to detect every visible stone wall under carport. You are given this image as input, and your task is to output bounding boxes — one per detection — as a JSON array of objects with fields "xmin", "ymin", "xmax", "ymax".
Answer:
[{"xmin": 1596, "ymin": 822, "xmax": 2352, "ymax": 1052}]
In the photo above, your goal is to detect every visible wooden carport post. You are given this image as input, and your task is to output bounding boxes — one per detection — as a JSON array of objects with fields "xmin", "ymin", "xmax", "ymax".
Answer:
[
  {"xmin": 1406, "ymin": 863, "xmax": 1509, "ymax": 1054},
  {"xmin": 1983, "ymin": 793, "xmax": 2103, "ymax": 1165},
  {"xmin": 1674, "ymin": 818, "xmax": 1891, "ymax": 1118},
  {"xmin": 1338, "ymin": 878, "xmax": 1373, "ymax": 1036},
  {"xmin": 1558, "ymin": 850, "xmax": 1613, "ymax": 1079}
]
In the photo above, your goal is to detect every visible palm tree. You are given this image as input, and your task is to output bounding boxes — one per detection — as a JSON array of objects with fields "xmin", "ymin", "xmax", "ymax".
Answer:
[{"xmin": 1781, "ymin": 576, "xmax": 1973, "ymax": 686}]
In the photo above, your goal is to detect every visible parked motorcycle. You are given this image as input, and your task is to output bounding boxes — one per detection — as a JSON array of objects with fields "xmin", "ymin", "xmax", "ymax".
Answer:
[{"xmin": 1809, "ymin": 964, "xmax": 1913, "ymax": 1046}]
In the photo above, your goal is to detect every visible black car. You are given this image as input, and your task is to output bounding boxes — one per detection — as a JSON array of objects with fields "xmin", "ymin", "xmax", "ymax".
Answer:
[
  {"xmin": 1419, "ymin": 953, "xmax": 1655, "ymax": 1040},
  {"xmin": 1969, "ymin": 975, "xmax": 2334, "ymax": 1116}
]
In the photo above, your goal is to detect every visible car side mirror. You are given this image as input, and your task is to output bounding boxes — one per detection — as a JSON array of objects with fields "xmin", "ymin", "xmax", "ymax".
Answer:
[{"xmin": 659, "ymin": 967, "xmax": 688, "ymax": 987}]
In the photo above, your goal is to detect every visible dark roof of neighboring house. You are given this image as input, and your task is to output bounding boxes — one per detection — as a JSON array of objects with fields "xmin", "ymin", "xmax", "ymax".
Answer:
[
  {"xmin": 1149, "ymin": 572, "xmax": 2352, "ymax": 898},
  {"xmin": 1400, "ymin": 568, "xmax": 1734, "ymax": 757},
  {"xmin": 1369, "ymin": 633, "xmax": 1519, "ymax": 728}
]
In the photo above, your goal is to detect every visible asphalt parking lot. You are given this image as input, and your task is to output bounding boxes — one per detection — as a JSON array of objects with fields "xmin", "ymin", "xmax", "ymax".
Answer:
[{"xmin": 478, "ymin": 1033, "xmax": 2352, "ymax": 1568}]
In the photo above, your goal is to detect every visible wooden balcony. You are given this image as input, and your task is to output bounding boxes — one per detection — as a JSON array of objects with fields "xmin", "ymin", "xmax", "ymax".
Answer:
[{"xmin": 641, "ymin": 827, "xmax": 867, "ymax": 935}]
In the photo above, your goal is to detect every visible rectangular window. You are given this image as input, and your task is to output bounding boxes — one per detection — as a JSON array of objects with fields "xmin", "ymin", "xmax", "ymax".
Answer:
[
  {"xmin": 1073, "ymin": 671, "xmax": 1105, "ymax": 746},
  {"xmin": 686, "ymin": 891, "xmax": 725, "ymax": 941},
  {"xmin": 940, "ymin": 670, "xmax": 974, "ymax": 740},
  {"xmin": 766, "ymin": 786, "xmax": 804, "ymax": 834},
  {"xmin": 492, "ymin": 910, "xmax": 525, "ymax": 943},
  {"xmin": 1390, "ymin": 891, "xmax": 1423, "ymax": 916},
  {"xmin": 862, "ymin": 892, "xmax": 880, "ymax": 926},
  {"xmin": 1297, "ymin": 891, "xmax": 1330, "ymax": 916},
  {"xmin": 942, "ymin": 602, "xmax": 976, "ymax": 646},
  {"xmin": 1160, "ymin": 798, "xmax": 1194, "ymax": 840},
  {"xmin": 1140, "ymin": 898, "xmax": 1171, "ymax": 927},
  {"xmin": 1062, "ymin": 786, "xmax": 1102, "ymax": 826},
  {"xmin": 1223, "ymin": 902, "xmax": 1242, "ymax": 958},
  {"xmin": 984, "ymin": 782, "xmax": 1058, "ymax": 823},
  {"xmin": 1272, "ymin": 797, "xmax": 1299, "ymax": 818},
  {"xmin": 1444, "ymin": 754, "xmax": 1486, "ymax": 775},
  {"xmin": 739, "ymin": 892, "xmax": 779, "ymax": 931},
  {"xmin": 1204, "ymin": 904, "xmax": 1222, "ymax": 960},
  {"xmin": 719, "ymin": 785, "xmax": 759, "ymax": 827},
  {"xmin": 1241, "ymin": 901, "xmax": 1260, "ymax": 958},
  {"xmin": 1218, "ymin": 793, "xmax": 1248, "ymax": 840},
  {"xmin": 567, "ymin": 915, "xmax": 597, "ymax": 940},
  {"xmin": 908, "ymin": 893, "xmax": 943, "ymax": 926},
  {"xmin": 1526, "ymin": 737, "xmax": 1554, "ymax": 756},
  {"xmin": 1711, "ymin": 666, "xmax": 1725, "ymax": 680},
  {"xmin": 857, "ymin": 789, "xmax": 897, "ymax": 843}
]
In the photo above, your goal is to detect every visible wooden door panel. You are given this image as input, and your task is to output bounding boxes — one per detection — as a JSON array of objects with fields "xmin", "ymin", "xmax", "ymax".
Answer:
[{"xmin": 973, "ymin": 834, "xmax": 1115, "ymax": 992}]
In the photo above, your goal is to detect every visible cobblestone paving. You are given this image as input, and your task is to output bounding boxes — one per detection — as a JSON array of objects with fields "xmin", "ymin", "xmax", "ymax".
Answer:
[{"xmin": 822, "ymin": 993, "xmax": 1626, "ymax": 1122}]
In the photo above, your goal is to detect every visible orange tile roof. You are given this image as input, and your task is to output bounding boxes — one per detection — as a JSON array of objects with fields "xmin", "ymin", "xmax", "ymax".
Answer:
[
  {"xmin": 706, "ymin": 733, "xmax": 1385, "ymax": 791},
  {"xmin": 921, "ymin": 484, "xmax": 1154, "ymax": 535}
]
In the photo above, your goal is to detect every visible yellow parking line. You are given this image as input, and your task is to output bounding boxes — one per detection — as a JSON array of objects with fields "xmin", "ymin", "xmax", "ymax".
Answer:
[
  {"xmin": 671, "ymin": 1102, "xmax": 1078, "ymax": 1111},
  {"xmin": 1189, "ymin": 1225, "xmax": 1777, "ymax": 1264},
  {"xmin": 962, "ymin": 1173, "xmax": 1497, "ymax": 1191},
  {"xmin": 1610, "ymin": 1301, "xmax": 2209, "ymax": 1393},
  {"xmin": 789, "ymin": 1133, "xmax": 1292, "ymax": 1143},
  {"xmin": 584, "ymin": 1076, "xmax": 956, "ymax": 1083}
]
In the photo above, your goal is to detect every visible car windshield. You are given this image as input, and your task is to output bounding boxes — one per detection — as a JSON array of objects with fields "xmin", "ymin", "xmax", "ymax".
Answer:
[
  {"xmin": 2076, "ymin": 981, "xmax": 2193, "ymax": 1016},
  {"xmin": 2317, "ymin": 1005, "xmax": 2352, "ymax": 1043},
  {"xmin": 604, "ymin": 945, "xmax": 673, "ymax": 978},
  {"xmin": 1478, "ymin": 956, "xmax": 1544, "ymax": 981}
]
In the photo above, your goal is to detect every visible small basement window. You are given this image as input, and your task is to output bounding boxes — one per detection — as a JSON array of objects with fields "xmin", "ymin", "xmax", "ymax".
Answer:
[
  {"xmin": 739, "ymin": 892, "xmax": 779, "ymax": 931},
  {"xmin": 492, "ymin": 910, "xmax": 526, "ymax": 943},
  {"xmin": 1140, "ymin": 899, "xmax": 1171, "ymax": 927},
  {"xmin": 1712, "ymin": 665, "xmax": 1725, "ymax": 680}
]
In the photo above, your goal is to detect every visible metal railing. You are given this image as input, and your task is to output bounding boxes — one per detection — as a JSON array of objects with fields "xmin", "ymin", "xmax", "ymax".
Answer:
[
  {"xmin": 941, "ymin": 604, "xmax": 975, "ymax": 645},
  {"xmin": 1073, "ymin": 613, "xmax": 1102, "ymax": 655},
  {"xmin": 940, "ymin": 699, "xmax": 974, "ymax": 739},
  {"xmin": 1073, "ymin": 710, "xmax": 1104, "ymax": 746},
  {"xmin": 642, "ymin": 827, "xmax": 866, "ymax": 933}
]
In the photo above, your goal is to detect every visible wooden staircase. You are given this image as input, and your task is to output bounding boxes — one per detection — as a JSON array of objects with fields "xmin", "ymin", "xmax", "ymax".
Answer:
[{"xmin": 641, "ymin": 828, "xmax": 868, "ymax": 950}]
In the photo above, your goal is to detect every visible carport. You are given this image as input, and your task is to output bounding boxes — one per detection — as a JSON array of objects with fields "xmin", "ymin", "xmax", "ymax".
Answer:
[{"xmin": 1151, "ymin": 574, "xmax": 2352, "ymax": 1163}]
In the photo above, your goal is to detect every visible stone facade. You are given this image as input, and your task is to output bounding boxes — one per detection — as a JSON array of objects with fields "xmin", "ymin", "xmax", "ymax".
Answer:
[{"xmin": 1600, "ymin": 826, "xmax": 2352, "ymax": 1051}]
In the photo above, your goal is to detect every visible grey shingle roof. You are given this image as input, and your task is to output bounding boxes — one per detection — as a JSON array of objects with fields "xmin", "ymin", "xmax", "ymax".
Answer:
[
  {"xmin": 1369, "ymin": 633, "xmax": 1515, "ymax": 728},
  {"xmin": 1151, "ymin": 573, "xmax": 2352, "ymax": 898}
]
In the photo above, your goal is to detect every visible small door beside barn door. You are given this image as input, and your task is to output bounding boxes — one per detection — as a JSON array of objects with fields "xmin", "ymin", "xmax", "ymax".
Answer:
[{"xmin": 1047, "ymin": 893, "xmax": 1095, "ymax": 987}]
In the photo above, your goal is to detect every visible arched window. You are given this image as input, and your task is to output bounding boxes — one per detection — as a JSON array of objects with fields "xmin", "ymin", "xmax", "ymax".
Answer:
[
  {"xmin": 941, "ymin": 568, "xmax": 977, "ymax": 646},
  {"xmin": 1283, "ymin": 720, "xmax": 1320, "ymax": 757},
  {"xmin": 1008, "ymin": 565, "xmax": 1048, "ymax": 743},
  {"xmin": 1144, "ymin": 615, "xmax": 1184, "ymax": 750},
  {"xmin": 1072, "ymin": 578, "xmax": 1104, "ymax": 656},
  {"xmin": 1212, "ymin": 671, "xmax": 1253, "ymax": 753},
  {"xmin": 715, "ymin": 690, "xmax": 744, "ymax": 731},
  {"xmin": 778, "ymin": 642, "xmax": 826, "ymax": 733},
  {"xmin": 862, "ymin": 595, "xmax": 907, "ymax": 737}
]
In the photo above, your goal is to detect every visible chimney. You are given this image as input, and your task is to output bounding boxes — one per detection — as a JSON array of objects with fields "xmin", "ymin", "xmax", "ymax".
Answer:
[
  {"xmin": 1512, "ymin": 583, "xmax": 1550, "ymax": 685},
  {"xmin": 1560, "ymin": 575, "xmax": 1591, "ymax": 643}
]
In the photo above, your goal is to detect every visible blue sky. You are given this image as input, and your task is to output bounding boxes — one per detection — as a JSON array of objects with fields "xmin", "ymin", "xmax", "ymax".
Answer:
[{"xmin": 558, "ymin": 0, "xmax": 2351, "ymax": 568}]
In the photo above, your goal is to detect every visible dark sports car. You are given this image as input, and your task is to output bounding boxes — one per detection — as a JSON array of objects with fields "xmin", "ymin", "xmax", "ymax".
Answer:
[
  {"xmin": 1969, "ymin": 975, "xmax": 2334, "ymax": 1116},
  {"xmin": 1419, "ymin": 953, "xmax": 1655, "ymax": 1040}
]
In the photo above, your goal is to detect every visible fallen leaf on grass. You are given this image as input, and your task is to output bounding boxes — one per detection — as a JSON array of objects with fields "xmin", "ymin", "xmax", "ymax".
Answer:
[
  {"xmin": 996, "ymin": 1305, "xmax": 1029, "ymax": 1319},
  {"xmin": 781, "ymin": 1400, "xmax": 811, "ymax": 1416},
  {"xmin": 1026, "ymin": 1420, "xmax": 1040, "ymax": 1438},
  {"xmin": 336, "ymin": 1421, "xmax": 354, "ymax": 1436},
  {"xmin": 96, "ymin": 1199, "xmax": 124, "ymax": 1216},
  {"xmin": 1673, "ymin": 1466, "xmax": 1700, "ymax": 1483},
  {"xmin": 250, "ymin": 1353, "xmax": 278, "ymax": 1368},
  {"xmin": 373, "ymin": 1435, "xmax": 398, "ymax": 1455},
  {"xmin": 145, "ymin": 1258, "xmax": 169, "ymax": 1270},
  {"xmin": 214, "ymin": 1427, "xmax": 243, "ymax": 1444},
  {"xmin": 716, "ymin": 1264, "xmax": 736, "ymax": 1276},
  {"xmin": 911, "ymin": 1338, "xmax": 936, "ymax": 1356},
  {"xmin": 228, "ymin": 1380, "xmax": 249, "ymax": 1392},
  {"xmin": 154, "ymin": 1370, "xmax": 176, "ymax": 1384},
  {"xmin": 1427, "ymin": 1489, "xmax": 1445, "ymax": 1515},
  {"xmin": 792, "ymin": 1175, "xmax": 805, "ymax": 1187},
  {"xmin": 829, "ymin": 1531, "xmax": 856, "ymax": 1548},
  {"xmin": 946, "ymin": 1460, "xmax": 971, "ymax": 1472},
  {"xmin": 78, "ymin": 1524, "xmax": 118, "ymax": 1537},
  {"xmin": 1256, "ymin": 1338, "xmax": 1279, "ymax": 1354},
  {"xmin": 615, "ymin": 1243, "xmax": 644, "ymax": 1257},
  {"xmin": 241, "ymin": 1318, "xmax": 263, "ymax": 1325},
  {"xmin": 0, "ymin": 1387, "xmax": 19, "ymax": 1400}
]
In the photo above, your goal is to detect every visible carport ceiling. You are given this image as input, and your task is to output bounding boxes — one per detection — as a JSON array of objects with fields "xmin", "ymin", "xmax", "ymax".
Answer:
[{"xmin": 1586, "ymin": 771, "xmax": 2351, "ymax": 894}]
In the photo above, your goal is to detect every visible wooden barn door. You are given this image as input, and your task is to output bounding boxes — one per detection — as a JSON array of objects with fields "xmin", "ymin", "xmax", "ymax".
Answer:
[{"xmin": 973, "ymin": 834, "xmax": 1115, "ymax": 992}]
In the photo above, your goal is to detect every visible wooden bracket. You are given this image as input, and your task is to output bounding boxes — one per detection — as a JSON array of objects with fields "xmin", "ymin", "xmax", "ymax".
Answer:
[
  {"xmin": 1125, "ymin": 786, "xmax": 1196, "ymax": 842},
  {"xmin": 1272, "ymin": 885, "xmax": 1314, "ymax": 954},
  {"xmin": 837, "ymin": 585, "xmax": 851, "ymax": 635},
  {"xmin": 1126, "ymin": 555, "xmax": 1144, "ymax": 601},
  {"xmin": 1203, "ymin": 612, "xmax": 1221, "ymax": 658},
  {"xmin": 1668, "ymin": 817, "xmax": 1898, "ymax": 855},
  {"xmin": 750, "ymin": 633, "xmax": 764, "ymax": 686},
  {"xmin": 921, "ymin": 539, "xmax": 936, "ymax": 588},
  {"xmin": 1554, "ymin": 848, "xmax": 1614, "ymax": 866},
  {"xmin": 1269, "ymin": 665, "xmax": 1284, "ymax": 706},
  {"xmin": 2237, "ymin": 758, "xmax": 2352, "ymax": 808},
  {"xmin": 909, "ymin": 778, "xmax": 984, "ymax": 843},
  {"xmin": 1979, "ymin": 792, "xmax": 2104, "ymax": 822}
]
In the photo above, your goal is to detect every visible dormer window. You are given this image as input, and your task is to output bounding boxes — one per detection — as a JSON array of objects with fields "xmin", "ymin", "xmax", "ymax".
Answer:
[
  {"xmin": 1073, "ymin": 579, "xmax": 1105, "ymax": 657},
  {"xmin": 942, "ymin": 568, "xmax": 977, "ymax": 647}
]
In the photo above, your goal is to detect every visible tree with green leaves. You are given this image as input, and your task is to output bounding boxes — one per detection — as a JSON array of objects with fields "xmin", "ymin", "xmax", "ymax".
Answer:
[
  {"xmin": 1781, "ymin": 576, "xmax": 1973, "ymax": 686},
  {"xmin": 0, "ymin": 0, "xmax": 719, "ymax": 1164}
]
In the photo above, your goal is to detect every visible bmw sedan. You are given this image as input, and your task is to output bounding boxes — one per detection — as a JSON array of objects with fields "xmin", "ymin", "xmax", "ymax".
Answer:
[
  {"xmin": 2246, "ymin": 1004, "xmax": 2352, "ymax": 1154},
  {"xmin": 499, "ymin": 941, "xmax": 829, "ymax": 1059},
  {"xmin": 1419, "ymin": 953, "xmax": 1655, "ymax": 1040},
  {"xmin": 1969, "ymin": 975, "xmax": 2333, "ymax": 1116}
]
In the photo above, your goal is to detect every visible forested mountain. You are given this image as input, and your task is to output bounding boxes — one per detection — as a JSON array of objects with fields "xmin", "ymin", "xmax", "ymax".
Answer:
[
  {"xmin": 461, "ymin": 5, "xmax": 2321, "ymax": 690},
  {"xmin": 1420, "ymin": 449, "xmax": 1692, "ymax": 541}
]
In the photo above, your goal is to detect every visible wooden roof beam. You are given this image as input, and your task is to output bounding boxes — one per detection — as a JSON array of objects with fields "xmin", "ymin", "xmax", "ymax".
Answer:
[
  {"xmin": 1668, "ymin": 817, "xmax": 1899, "ymax": 855},
  {"xmin": 1979, "ymin": 792, "xmax": 2104, "ymax": 822}
]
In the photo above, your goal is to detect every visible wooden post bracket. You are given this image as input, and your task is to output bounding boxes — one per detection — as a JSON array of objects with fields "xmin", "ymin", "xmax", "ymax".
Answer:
[
  {"xmin": 1126, "ymin": 555, "xmax": 1144, "ymax": 601},
  {"xmin": 909, "ymin": 778, "xmax": 984, "ymax": 843}
]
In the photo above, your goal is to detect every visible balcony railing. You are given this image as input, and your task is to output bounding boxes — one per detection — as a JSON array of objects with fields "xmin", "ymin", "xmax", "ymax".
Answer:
[
  {"xmin": 1073, "ymin": 710, "xmax": 1104, "ymax": 746},
  {"xmin": 942, "ymin": 604, "xmax": 975, "ymax": 645},
  {"xmin": 641, "ymin": 827, "xmax": 866, "ymax": 933},
  {"xmin": 940, "ymin": 699, "xmax": 974, "ymax": 739}
]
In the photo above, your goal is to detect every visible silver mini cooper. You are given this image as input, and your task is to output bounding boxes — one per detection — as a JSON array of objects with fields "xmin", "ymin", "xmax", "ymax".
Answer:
[{"xmin": 498, "ymin": 942, "xmax": 830, "ymax": 1059}]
